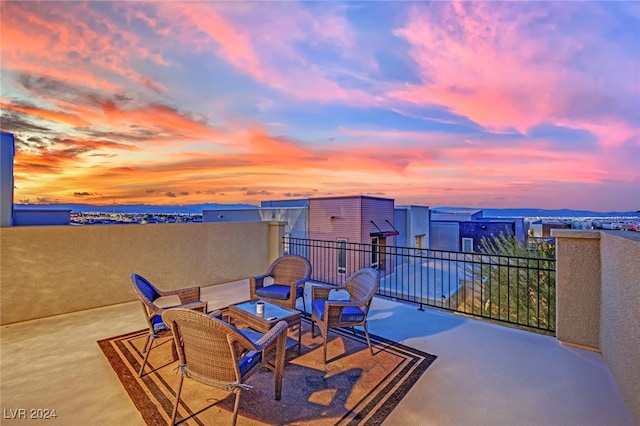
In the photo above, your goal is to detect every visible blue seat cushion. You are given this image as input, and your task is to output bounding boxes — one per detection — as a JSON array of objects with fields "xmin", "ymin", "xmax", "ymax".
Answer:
[
  {"xmin": 311, "ymin": 300, "xmax": 365, "ymax": 323},
  {"xmin": 256, "ymin": 284, "xmax": 303, "ymax": 301},
  {"xmin": 237, "ymin": 328, "xmax": 265, "ymax": 376},
  {"xmin": 151, "ymin": 315, "xmax": 167, "ymax": 333},
  {"xmin": 238, "ymin": 350, "xmax": 262, "ymax": 376}
]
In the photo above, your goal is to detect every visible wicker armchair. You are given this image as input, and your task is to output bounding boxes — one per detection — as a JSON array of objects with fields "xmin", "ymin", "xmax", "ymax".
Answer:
[
  {"xmin": 162, "ymin": 308, "xmax": 289, "ymax": 425},
  {"xmin": 311, "ymin": 268, "xmax": 380, "ymax": 363},
  {"xmin": 130, "ymin": 273, "xmax": 208, "ymax": 377},
  {"xmin": 250, "ymin": 254, "xmax": 312, "ymax": 312}
]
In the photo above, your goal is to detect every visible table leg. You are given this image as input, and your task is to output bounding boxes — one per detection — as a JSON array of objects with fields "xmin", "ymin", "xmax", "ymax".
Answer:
[{"xmin": 297, "ymin": 319, "xmax": 302, "ymax": 356}]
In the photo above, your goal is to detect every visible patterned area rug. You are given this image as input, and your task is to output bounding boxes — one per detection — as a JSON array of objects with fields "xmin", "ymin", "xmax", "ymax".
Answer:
[{"xmin": 98, "ymin": 318, "xmax": 436, "ymax": 425}]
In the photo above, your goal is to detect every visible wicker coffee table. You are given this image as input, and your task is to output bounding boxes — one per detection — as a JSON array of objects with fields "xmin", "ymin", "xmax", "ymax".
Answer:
[{"xmin": 227, "ymin": 300, "xmax": 302, "ymax": 356}]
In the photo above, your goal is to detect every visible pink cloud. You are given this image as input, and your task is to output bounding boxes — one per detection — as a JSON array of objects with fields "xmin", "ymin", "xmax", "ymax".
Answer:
[
  {"xmin": 159, "ymin": 2, "xmax": 266, "ymax": 81},
  {"xmin": 388, "ymin": 1, "xmax": 566, "ymax": 132},
  {"xmin": 151, "ymin": 2, "xmax": 374, "ymax": 105},
  {"xmin": 387, "ymin": 1, "xmax": 640, "ymax": 138}
]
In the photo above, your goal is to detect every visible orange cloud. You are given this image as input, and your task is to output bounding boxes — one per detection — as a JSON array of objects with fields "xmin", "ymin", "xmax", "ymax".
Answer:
[
  {"xmin": 1, "ymin": 101, "xmax": 87, "ymax": 128},
  {"xmin": 1, "ymin": 1, "xmax": 168, "ymax": 97}
]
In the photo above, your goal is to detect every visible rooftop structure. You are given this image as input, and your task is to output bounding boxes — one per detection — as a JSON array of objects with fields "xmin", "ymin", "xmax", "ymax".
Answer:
[
  {"xmin": 431, "ymin": 207, "xmax": 483, "ymax": 221},
  {"xmin": 1, "ymin": 131, "xmax": 15, "ymax": 227}
]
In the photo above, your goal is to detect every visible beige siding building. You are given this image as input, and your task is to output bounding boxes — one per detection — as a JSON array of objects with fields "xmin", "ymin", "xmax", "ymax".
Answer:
[{"xmin": 308, "ymin": 195, "xmax": 396, "ymax": 283}]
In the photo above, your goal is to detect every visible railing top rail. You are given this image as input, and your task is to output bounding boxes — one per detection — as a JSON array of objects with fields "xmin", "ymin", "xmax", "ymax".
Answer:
[
  {"xmin": 284, "ymin": 235, "xmax": 556, "ymax": 334},
  {"xmin": 284, "ymin": 236, "xmax": 555, "ymax": 262}
]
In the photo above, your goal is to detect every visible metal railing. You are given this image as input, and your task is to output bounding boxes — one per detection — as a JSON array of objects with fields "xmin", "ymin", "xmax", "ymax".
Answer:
[{"xmin": 285, "ymin": 237, "xmax": 556, "ymax": 334}]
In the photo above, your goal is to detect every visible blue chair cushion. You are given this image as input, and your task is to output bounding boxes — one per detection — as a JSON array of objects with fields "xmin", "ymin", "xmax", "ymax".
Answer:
[
  {"xmin": 311, "ymin": 300, "xmax": 365, "ymax": 323},
  {"xmin": 256, "ymin": 284, "xmax": 303, "ymax": 301},
  {"xmin": 151, "ymin": 315, "xmax": 167, "ymax": 333},
  {"xmin": 238, "ymin": 350, "xmax": 262, "ymax": 376},
  {"xmin": 237, "ymin": 328, "xmax": 265, "ymax": 376},
  {"xmin": 136, "ymin": 276, "xmax": 160, "ymax": 301}
]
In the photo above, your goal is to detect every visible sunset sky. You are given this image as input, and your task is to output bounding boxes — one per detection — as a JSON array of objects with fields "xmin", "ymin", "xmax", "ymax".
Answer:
[{"xmin": 1, "ymin": 1, "xmax": 638, "ymax": 212}]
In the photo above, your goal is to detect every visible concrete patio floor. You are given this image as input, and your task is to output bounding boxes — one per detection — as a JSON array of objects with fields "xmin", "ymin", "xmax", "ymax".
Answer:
[{"xmin": 1, "ymin": 279, "xmax": 635, "ymax": 425}]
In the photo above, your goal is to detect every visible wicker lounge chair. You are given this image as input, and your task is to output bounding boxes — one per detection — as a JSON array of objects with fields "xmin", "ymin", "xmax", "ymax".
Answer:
[
  {"xmin": 250, "ymin": 254, "xmax": 312, "ymax": 312},
  {"xmin": 162, "ymin": 308, "xmax": 289, "ymax": 425},
  {"xmin": 311, "ymin": 268, "xmax": 380, "ymax": 363},
  {"xmin": 130, "ymin": 273, "xmax": 208, "ymax": 377}
]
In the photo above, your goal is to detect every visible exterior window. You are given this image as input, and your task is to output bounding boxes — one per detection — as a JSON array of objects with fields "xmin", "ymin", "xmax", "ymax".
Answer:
[
  {"xmin": 462, "ymin": 237, "xmax": 474, "ymax": 253},
  {"xmin": 337, "ymin": 239, "xmax": 347, "ymax": 274},
  {"xmin": 371, "ymin": 237, "xmax": 379, "ymax": 269}
]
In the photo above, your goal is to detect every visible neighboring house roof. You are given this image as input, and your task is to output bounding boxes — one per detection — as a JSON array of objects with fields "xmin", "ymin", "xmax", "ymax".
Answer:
[
  {"xmin": 260, "ymin": 199, "xmax": 309, "ymax": 208},
  {"xmin": 431, "ymin": 207, "xmax": 483, "ymax": 215},
  {"xmin": 309, "ymin": 195, "xmax": 394, "ymax": 203}
]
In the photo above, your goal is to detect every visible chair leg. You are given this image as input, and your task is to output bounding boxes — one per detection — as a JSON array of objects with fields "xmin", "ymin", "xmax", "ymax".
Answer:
[
  {"xmin": 323, "ymin": 334, "xmax": 328, "ymax": 364},
  {"xmin": 138, "ymin": 335, "xmax": 153, "ymax": 377},
  {"xmin": 231, "ymin": 390, "xmax": 241, "ymax": 426},
  {"xmin": 311, "ymin": 320, "xmax": 316, "ymax": 338},
  {"xmin": 171, "ymin": 373, "xmax": 184, "ymax": 425},
  {"xmin": 363, "ymin": 322, "xmax": 374, "ymax": 356},
  {"xmin": 301, "ymin": 292, "xmax": 307, "ymax": 316}
]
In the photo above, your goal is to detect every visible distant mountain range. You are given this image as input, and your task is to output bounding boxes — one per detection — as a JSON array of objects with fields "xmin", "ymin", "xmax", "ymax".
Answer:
[
  {"xmin": 480, "ymin": 208, "xmax": 639, "ymax": 218},
  {"xmin": 13, "ymin": 203, "xmax": 639, "ymax": 217},
  {"xmin": 13, "ymin": 203, "xmax": 257, "ymax": 214}
]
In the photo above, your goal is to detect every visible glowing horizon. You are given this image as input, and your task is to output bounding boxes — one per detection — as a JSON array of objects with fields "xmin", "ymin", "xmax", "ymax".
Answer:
[{"xmin": 1, "ymin": 1, "xmax": 638, "ymax": 212}]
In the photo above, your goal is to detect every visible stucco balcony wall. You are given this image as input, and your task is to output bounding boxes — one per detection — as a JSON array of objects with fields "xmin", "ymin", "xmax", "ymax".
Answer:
[
  {"xmin": 600, "ymin": 231, "xmax": 640, "ymax": 422},
  {"xmin": 553, "ymin": 229, "xmax": 640, "ymax": 422},
  {"xmin": 554, "ymin": 230, "xmax": 602, "ymax": 348},
  {"xmin": 0, "ymin": 221, "xmax": 284, "ymax": 325}
]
